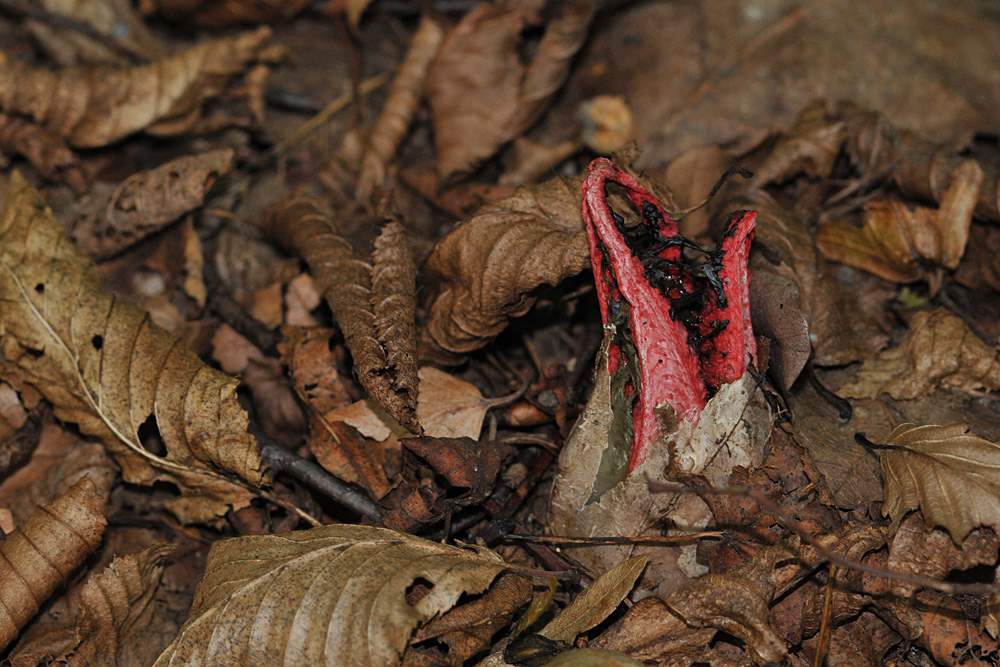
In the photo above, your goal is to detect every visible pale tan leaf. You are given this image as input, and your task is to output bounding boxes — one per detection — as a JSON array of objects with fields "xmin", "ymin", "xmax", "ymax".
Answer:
[
  {"xmin": 0, "ymin": 28, "xmax": 272, "ymax": 148},
  {"xmin": 541, "ymin": 555, "xmax": 647, "ymax": 644},
  {"xmin": 66, "ymin": 149, "xmax": 234, "ymax": 260},
  {"xmin": 838, "ymin": 309, "xmax": 1000, "ymax": 400},
  {"xmin": 878, "ymin": 422, "xmax": 1000, "ymax": 542},
  {"xmin": 420, "ymin": 176, "xmax": 589, "ymax": 363},
  {"xmin": 0, "ymin": 172, "xmax": 264, "ymax": 525},
  {"xmin": 152, "ymin": 524, "xmax": 522, "ymax": 667},
  {"xmin": 0, "ymin": 478, "xmax": 107, "ymax": 654},
  {"xmin": 142, "ymin": 0, "xmax": 310, "ymax": 27},
  {"xmin": 38, "ymin": 0, "xmax": 164, "ymax": 63},
  {"xmin": 416, "ymin": 367, "xmax": 489, "ymax": 439},
  {"xmin": 64, "ymin": 544, "xmax": 176, "ymax": 667},
  {"xmin": 542, "ymin": 649, "xmax": 645, "ymax": 666}
]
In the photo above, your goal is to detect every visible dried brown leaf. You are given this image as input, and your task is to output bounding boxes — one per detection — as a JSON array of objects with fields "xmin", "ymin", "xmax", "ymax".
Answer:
[
  {"xmin": 37, "ymin": 0, "xmax": 164, "ymax": 63},
  {"xmin": 152, "ymin": 524, "xmax": 524, "ymax": 667},
  {"xmin": 420, "ymin": 176, "xmax": 589, "ymax": 363},
  {"xmin": 816, "ymin": 159, "xmax": 984, "ymax": 285},
  {"xmin": 0, "ymin": 113, "xmax": 85, "ymax": 190},
  {"xmin": 541, "ymin": 555, "xmax": 647, "ymax": 644},
  {"xmin": 66, "ymin": 149, "xmax": 233, "ymax": 260},
  {"xmin": 402, "ymin": 435, "xmax": 511, "ymax": 506},
  {"xmin": 416, "ymin": 367, "xmax": 491, "ymax": 439},
  {"xmin": 0, "ymin": 478, "xmax": 107, "ymax": 654},
  {"xmin": 405, "ymin": 572, "xmax": 531, "ymax": 667},
  {"xmin": 358, "ymin": 17, "xmax": 445, "ymax": 201},
  {"xmin": 839, "ymin": 309, "xmax": 1000, "ymax": 400},
  {"xmin": 0, "ymin": 173, "xmax": 264, "ymax": 524},
  {"xmin": 0, "ymin": 28, "xmax": 272, "ymax": 148},
  {"xmin": 63, "ymin": 544, "xmax": 176, "ymax": 667},
  {"xmin": 279, "ymin": 327, "xmax": 352, "ymax": 415},
  {"xmin": 877, "ymin": 422, "xmax": 1000, "ymax": 542},
  {"xmin": 748, "ymin": 269, "xmax": 810, "ymax": 392},
  {"xmin": 263, "ymin": 196, "xmax": 421, "ymax": 434}
]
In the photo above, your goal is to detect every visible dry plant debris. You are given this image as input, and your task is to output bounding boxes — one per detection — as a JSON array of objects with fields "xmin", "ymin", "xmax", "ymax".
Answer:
[{"xmin": 0, "ymin": 3, "xmax": 996, "ymax": 667}]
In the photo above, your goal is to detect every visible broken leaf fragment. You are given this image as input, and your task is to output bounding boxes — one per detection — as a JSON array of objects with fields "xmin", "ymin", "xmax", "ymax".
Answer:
[
  {"xmin": 0, "ymin": 173, "xmax": 264, "ymax": 524},
  {"xmin": 152, "ymin": 524, "xmax": 523, "ymax": 667},
  {"xmin": 877, "ymin": 423, "xmax": 1000, "ymax": 543},
  {"xmin": 838, "ymin": 308, "xmax": 1000, "ymax": 400}
]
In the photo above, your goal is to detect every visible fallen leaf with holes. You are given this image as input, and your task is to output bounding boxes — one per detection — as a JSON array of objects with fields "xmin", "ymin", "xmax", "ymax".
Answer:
[
  {"xmin": 62, "ymin": 544, "xmax": 176, "ymax": 667},
  {"xmin": 402, "ymin": 436, "xmax": 512, "ymax": 507},
  {"xmin": 0, "ymin": 173, "xmax": 264, "ymax": 524},
  {"xmin": 0, "ymin": 28, "xmax": 273, "ymax": 148},
  {"xmin": 876, "ymin": 422, "xmax": 1000, "ymax": 542},
  {"xmin": 838, "ymin": 309, "xmax": 1000, "ymax": 400},
  {"xmin": 593, "ymin": 547, "xmax": 791, "ymax": 666},
  {"xmin": 152, "ymin": 524, "xmax": 525, "ymax": 667},
  {"xmin": 0, "ymin": 477, "xmax": 106, "ymax": 653},
  {"xmin": 65, "ymin": 149, "xmax": 234, "ymax": 260},
  {"xmin": 420, "ymin": 176, "xmax": 590, "ymax": 363},
  {"xmin": 816, "ymin": 159, "xmax": 984, "ymax": 287}
]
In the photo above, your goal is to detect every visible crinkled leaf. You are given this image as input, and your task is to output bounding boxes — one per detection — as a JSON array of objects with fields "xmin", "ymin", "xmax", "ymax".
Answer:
[
  {"xmin": 0, "ymin": 173, "xmax": 264, "ymax": 524},
  {"xmin": 152, "ymin": 524, "xmax": 521, "ymax": 667},
  {"xmin": 838, "ymin": 309, "xmax": 1000, "ymax": 400},
  {"xmin": 878, "ymin": 422, "xmax": 1000, "ymax": 542}
]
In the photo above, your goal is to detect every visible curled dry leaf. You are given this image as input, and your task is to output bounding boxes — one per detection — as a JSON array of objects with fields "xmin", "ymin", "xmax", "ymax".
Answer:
[
  {"xmin": 357, "ymin": 16, "xmax": 445, "ymax": 201},
  {"xmin": 64, "ymin": 544, "xmax": 176, "ymax": 667},
  {"xmin": 541, "ymin": 649, "xmax": 645, "ymax": 667},
  {"xmin": 427, "ymin": 0, "xmax": 600, "ymax": 179},
  {"xmin": 263, "ymin": 196, "xmax": 421, "ymax": 434},
  {"xmin": 402, "ymin": 436, "xmax": 511, "ymax": 506},
  {"xmin": 752, "ymin": 101, "xmax": 847, "ymax": 187},
  {"xmin": 141, "ymin": 0, "xmax": 311, "ymax": 27},
  {"xmin": 876, "ymin": 422, "xmax": 1000, "ymax": 543},
  {"xmin": 593, "ymin": 547, "xmax": 791, "ymax": 666},
  {"xmin": 66, "ymin": 149, "xmax": 234, "ymax": 260},
  {"xmin": 152, "ymin": 524, "xmax": 525, "ymax": 667},
  {"xmin": 0, "ymin": 28, "xmax": 273, "ymax": 148},
  {"xmin": 420, "ymin": 176, "xmax": 589, "ymax": 363},
  {"xmin": 0, "ymin": 112, "xmax": 85, "ymax": 190},
  {"xmin": 838, "ymin": 308, "xmax": 1000, "ymax": 400},
  {"xmin": 0, "ymin": 173, "xmax": 264, "ymax": 524},
  {"xmin": 0, "ymin": 478, "xmax": 107, "ymax": 654},
  {"xmin": 36, "ymin": 0, "xmax": 164, "ymax": 63},
  {"xmin": 816, "ymin": 159, "xmax": 984, "ymax": 286}
]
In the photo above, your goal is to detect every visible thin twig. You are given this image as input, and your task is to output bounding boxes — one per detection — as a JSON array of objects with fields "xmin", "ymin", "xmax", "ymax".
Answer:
[{"xmin": 651, "ymin": 481, "xmax": 1000, "ymax": 596}]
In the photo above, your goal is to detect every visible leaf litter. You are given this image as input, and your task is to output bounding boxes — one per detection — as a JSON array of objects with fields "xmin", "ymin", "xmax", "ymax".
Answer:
[{"xmin": 0, "ymin": 4, "xmax": 997, "ymax": 667}]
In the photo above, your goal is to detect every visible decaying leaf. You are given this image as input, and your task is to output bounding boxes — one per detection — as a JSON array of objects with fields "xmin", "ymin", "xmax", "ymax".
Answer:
[
  {"xmin": 34, "ymin": 0, "xmax": 164, "ymax": 64},
  {"xmin": 152, "ymin": 524, "xmax": 525, "ymax": 667},
  {"xmin": 63, "ymin": 544, "xmax": 176, "ymax": 667},
  {"xmin": 140, "ymin": 0, "xmax": 311, "ymax": 27},
  {"xmin": 357, "ymin": 16, "xmax": 445, "ymax": 201},
  {"xmin": 0, "ymin": 478, "xmax": 107, "ymax": 654},
  {"xmin": 420, "ymin": 176, "xmax": 590, "ymax": 363},
  {"xmin": 416, "ymin": 366, "xmax": 496, "ymax": 440},
  {"xmin": 402, "ymin": 436, "xmax": 511, "ymax": 506},
  {"xmin": 65, "ymin": 149, "xmax": 234, "ymax": 260},
  {"xmin": 593, "ymin": 547, "xmax": 791, "ymax": 666},
  {"xmin": 427, "ymin": 0, "xmax": 601, "ymax": 179},
  {"xmin": 838, "ymin": 308, "xmax": 1000, "ymax": 400},
  {"xmin": 748, "ymin": 269, "xmax": 811, "ymax": 393},
  {"xmin": 263, "ymin": 196, "xmax": 421, "ymax": 434},
  {"xmin": 541, "ymin": 649, "xmax": 644, "ymax": 666},
  {"xmin": 0, "ymin": 173, "xmax": 264, "ymax": 524},
  {"xmin": 0, "ymin": 28, "xmax": 273, "ymax": 148},
  {"xmin": 0, "ymin": 381, "xmax": 39, "ymax": 481},
  {"xmin": 876, "ymin": 422, "xmax": 1000, "ymax": 542},
  {"xmin": 0, "ymin": 112, "xmax": 85, "ymax": 190},
  {"xmin": 816, "ymin": 159, "xmax": 984, "ymax": 288},
  {"xmin": 278, "ymin": 327, "xmax": 352, "ymax": 415}
]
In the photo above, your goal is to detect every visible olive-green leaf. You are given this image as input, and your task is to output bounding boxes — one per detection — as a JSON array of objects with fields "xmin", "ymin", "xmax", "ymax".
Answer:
[
  {"xmin": 541, "ymin": 555, "xmax": 648, "ymax": 643},
  {"xmin": 879, "ymin": 423, "xmax": 1000, "ymax": 543},
  {"xmin": 152, "ymin": 524, "xmax": 522, "ymax": 667}
]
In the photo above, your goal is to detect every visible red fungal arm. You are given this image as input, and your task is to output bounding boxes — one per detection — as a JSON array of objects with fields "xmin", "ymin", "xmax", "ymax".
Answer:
[
  {"xmin": 698, "ymin": 210, "xmax": 758, "ymax": 389},
  {"xmin": 582, "ymin": 159, "xmax": 707, "ymax": 469}
]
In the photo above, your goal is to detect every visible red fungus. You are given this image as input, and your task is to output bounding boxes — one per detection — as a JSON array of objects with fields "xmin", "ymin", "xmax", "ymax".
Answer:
[{"xmin": 581, "ymin": 158, "xmax": 758, "ymax": 470}]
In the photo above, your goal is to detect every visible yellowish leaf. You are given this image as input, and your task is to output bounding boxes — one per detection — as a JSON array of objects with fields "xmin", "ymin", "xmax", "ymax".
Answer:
[
  {"xmin": 152, "ymin": 524, "xmax": 522, "ymax": 667},
  {"xmin": 0, "ymin": 172, "xmax": 263, "ymax": 524},
  {"xmin": 543, "ymin": 649, "xmax": 645, "ymax": 666}
]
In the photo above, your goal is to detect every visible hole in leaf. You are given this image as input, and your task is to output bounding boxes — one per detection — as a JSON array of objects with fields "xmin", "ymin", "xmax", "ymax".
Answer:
[
  {"xmin": 410, "ymin": 636, "xmax": 450, "ymax": 659},
  {"xmin": 137, "ymin": 413, "xmax": 166, "ymax": 456},
  {"xmin": 34, "ymin": 283, "xmax": 44, "ymax": 294},
  {"xmin": 24, "ymin": 346, "xmax": 44, "ymax": 358},
  {"xmin": 91, "ymin": 335, "xmax": 104, "ymax": 350},
  {"xmin": 405, "ymin": 577, "xmax": 435, "ymax": 606}
]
